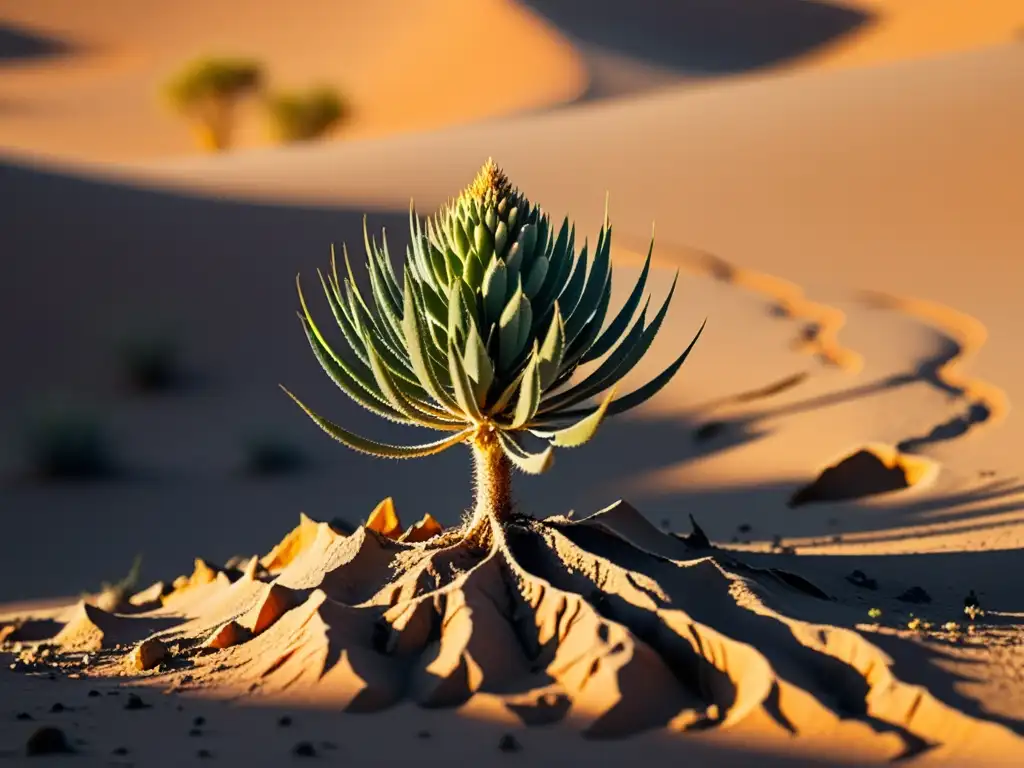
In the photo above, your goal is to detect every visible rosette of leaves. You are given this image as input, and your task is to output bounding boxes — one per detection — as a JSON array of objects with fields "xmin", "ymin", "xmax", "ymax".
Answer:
[{"xmin": 283, "ymin": 160, "xmax": 704, "ymax": 530}]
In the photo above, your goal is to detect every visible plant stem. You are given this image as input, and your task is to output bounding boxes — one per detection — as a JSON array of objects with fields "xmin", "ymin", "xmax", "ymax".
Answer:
[{"xmin": 469, "ymin": 432, "xmax": 512, "ymax": 530}]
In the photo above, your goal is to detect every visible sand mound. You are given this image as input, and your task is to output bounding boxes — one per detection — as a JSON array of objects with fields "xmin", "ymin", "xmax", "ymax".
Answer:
[
  {"xmin": 3, "ymin": 502, "xmax": 1019, "ymax": 758},
  {"xmin": 790, "ymin": 443, "xmax": 936, "ymax": 507}
]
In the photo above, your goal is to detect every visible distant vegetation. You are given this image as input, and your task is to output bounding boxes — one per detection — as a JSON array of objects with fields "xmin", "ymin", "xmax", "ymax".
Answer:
[
  {"xmin": 118, "ymin": 334, "xmax": 183, "ymax": 393},
  {"xmin": 25, "ymin": 407, "xmax": 114, "ymax": 481},
  {"xmin": 164, "ymin": 56, "xmax": 264, "ymax": 152},
  {"xmin": 242, "ymin": 433, "xmax": 309, "ymax": 476},
  {"xmin": 163, "ymin": 56, "xmax": 349, "ymax": 151},
  {"xmin": 265, "ymin": 87, "xmax": 347, "ymax": 143}
]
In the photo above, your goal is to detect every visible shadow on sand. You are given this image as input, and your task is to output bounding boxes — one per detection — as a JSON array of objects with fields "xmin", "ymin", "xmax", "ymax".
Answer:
[{"xmin": 519, "ymin": 0, "xmax": 870, "ymax": 77}]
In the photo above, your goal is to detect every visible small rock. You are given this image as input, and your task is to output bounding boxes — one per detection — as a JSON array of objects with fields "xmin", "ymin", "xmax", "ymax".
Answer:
[
  {"xmin": 49, "ymin": 702, "xmax": 66, "ymax": 713},
  {"xmin": 737, "ymin": 523, "xmax": 752, "ymax": 534},
  {"xmin": 129, "ymin": 638, "xmax": 167, "ymax": 671},
  {"xmin": 845, "ymin": 570, "xmax": 878, "ymax": 591},
  {"xmin": 124, "ymin": 693, "xmax": 150, "ymax": 710},
  {"xmin": 25, "ymin": 726, "xmax": 73, "ymax": 756},
  {"xmin": 15, "ymin": 712, "xmax": 33, "ymax": 721},
  {"xmin": 897, "ymin": 586, "xmax": 932, "ymax": 605},
  {"xmin": 112, "ymin": 746, "xmax": 129, "ymax": 756},
  {"xmin": 87, "ymin": 689, "xmax": 101, "ymax": 698},
  {"xmin": 193, "ymin": 716, "xmax": 206, "ymax": 727},
  {"xmin": 498, "ymin": 733, "xmax": 522, "ymax": 752},
  {"xmin": 293, "ymin": 741, "xmax": 317, "ymax": 757},
  {"xmin": 198, "ymin": 748, "xmax": 212, "ymax": 758},
  {"xmin": 205, "ymin": 620, "xmax": 250, "ymax": 650},
  {"xmin": 278, "ymin": 715, "xmax": 292, "ymax": 727},
  {"xmin": 417, "ymin": 730, "xmax": 431, "ymax": 739}
]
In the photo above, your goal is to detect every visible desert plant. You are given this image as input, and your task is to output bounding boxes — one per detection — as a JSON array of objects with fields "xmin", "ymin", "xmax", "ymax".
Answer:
[
  {"xmin": 242, "ymin": 433, "xmax": 308, "ymax": 476},
  {"xmin": 118, "ymin": 335, "xmax": 182, "ymax": 392},
  {"xmin": 265, "ymin": 86, "xmax": 346, "ymax": 143},
  {"xmin": 283, "ymin": 160, "xmax": 704, "ymax": 539},
  {"xmin": 164, "ymin": 56, "xmax": 263, "ymax": 151},
  {"xmin": 25, "ymin": 408, "xmax": 113, "ymax": 480}
]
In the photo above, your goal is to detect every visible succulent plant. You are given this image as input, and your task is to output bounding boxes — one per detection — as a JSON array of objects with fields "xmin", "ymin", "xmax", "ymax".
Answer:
[{"xmin": 283, "ymin": 160, "xmax": 704, "ymax": 533}]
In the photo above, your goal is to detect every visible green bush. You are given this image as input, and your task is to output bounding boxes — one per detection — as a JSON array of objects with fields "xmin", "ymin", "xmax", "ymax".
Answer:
[
  {"xmin": 243, "ymin": 433, "xmax": 308, "ymax": 476},
  {"xmin": 25, "ymin": 409, "xmax": 114, "ymax": 480},
  {"xmin": 119, "ymin": 335, "xmax": 182, "ymax": 393},
  {"xmin": 265, "ymin": 87, "xmax": 346, "ymax": 143},
  {"xmin": 163, "ymin": 56, "xmax": 264, "ymax": 151}
]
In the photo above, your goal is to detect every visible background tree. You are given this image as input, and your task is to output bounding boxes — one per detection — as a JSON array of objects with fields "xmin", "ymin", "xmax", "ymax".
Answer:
[
  {"xmin": 265, "ymin": 86, "xmax": 347, "ymax": 144},
  {"xmin": 164, "ymin": 57, "xmax": 263, "ymax": 152}
]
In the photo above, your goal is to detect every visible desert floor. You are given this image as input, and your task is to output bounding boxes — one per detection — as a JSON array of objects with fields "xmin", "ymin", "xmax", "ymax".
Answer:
[{"xmin": 2, "ymin": 1, "xmax": 1024, "ymax": 765}]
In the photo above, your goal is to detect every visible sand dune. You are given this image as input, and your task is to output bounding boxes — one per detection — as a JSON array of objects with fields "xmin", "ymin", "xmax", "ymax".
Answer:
[
  {"xmin": 0, "ymin": 0, "xmax": 584, "ymax": 161},
  {"xmin": 3, "ymin": 4, "xmax": 1024, "ymax": 765}
]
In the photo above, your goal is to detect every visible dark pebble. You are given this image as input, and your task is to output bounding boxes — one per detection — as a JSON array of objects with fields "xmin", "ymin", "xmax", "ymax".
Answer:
[
  {"xmin": 737, "ymin": 523, "xmax": 752, "ymax": 533},
  {"xmin": 25, "ymin": 726, "xmax": 73, "ymax": 756},
  {"xmin": 113, "ymin": 746, "xmax": 129, "ymax": 755},
  {"xmin": 417, "ymin": 730, "xmax": 431, "ymax": 739},
  {"xmin": 193, "ymin": 716, "xmax": 206, "ymax": 727},
  {"xmin": 87, "ymin": 689, "xmax": 101, "ymax": 698},
  {"xmin": 293, "ymin": 741, "xmax": 317, "ymax": 757},
  {"xmin": 49, "ymin": 702, "xmax": 65, "ymax": 713},
  {"xmin": 198, "ymin": 748, "xmax": 212, "ymax": 758},
  {"xmin": 278, "ymin": 715, "xmax": 292, "ymax": 727},
  {"xmin": 15, "ymin": 712, "xmax": 33, "ymax": 721},
  {"xmin": 846, "ymin": 570, "xmax": 879, "ymax": 591},
  {"xmin": 124, "ymin": 693, "xmax": 150, "ymax": 710},
  {"xmin": 897, "ymin": 586, "xmax": 932, "ymax": 605},
  {"xmin": 498, "ymin": 733, "xmax": 521, "ymax": 752}
]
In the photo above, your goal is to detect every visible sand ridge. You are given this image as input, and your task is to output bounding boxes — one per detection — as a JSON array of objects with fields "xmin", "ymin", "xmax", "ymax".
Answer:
[
  {"xmin": 859, "ymin": 290, "xmax": 1010, "ymax": 452},
  {"xmin": 3, "ymin": 504, "xmax": 1022, "ymax": 763},
  {"xmin": 619, "ymin": 240, "xmax": 863, "ymax": 373}
]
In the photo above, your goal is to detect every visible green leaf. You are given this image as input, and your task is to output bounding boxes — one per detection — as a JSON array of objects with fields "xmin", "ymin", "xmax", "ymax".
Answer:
[
  {"xmin": 494, "ymin": 221, "xmax": 509, "ymax": 257},
  {"xmin": 282, "ymin": 386, "xmax": 472, "ymax": 458},
  {"xmin": 537, "ymin": 304, "xmax": 566, "ymax": 390},
  {"xmin": 482, "ymin": 259, "xmax": 508, "ymax": 323},
  {"xmin": 540, "ymin": 385, "xmax": 616, "ymax": 447},
  {"xmin": 524, "ymin": 256, "xmax": 548, "ymax": 298},
  {"xmin": 509, "ymin": 348, "xmax": 541, "ymax": 429},
  {"xmin": 581, "ymin": 236, "xmax": 652, "ymax": 363},
  {"xmin": 497, "ymin": 431, "xmax": 554, "ymax": 475},
  {"xmin": 463, "ymin": 322, "xmax": 494, "ymax": 407},
  {"xmin": 448, "ymin": 338, "xmax": 485, "ymax": 422},
  {"xmin": 401, "ymin": 274, "xmax": 462, "ymax": 415},
  {"xmin": 474, "ymin": 223, "xmax": 494, "ymax": 263},
  {"xmin": 498, "ymin": 283, "xmax": 524, "ymax": 370},
  {"xmin": 547, "ymin": 319, "xmax": 706, "ymax": 423},
  {"xmin": 564, "ymin": 225, "xmax": 612, "ymax": 344}
]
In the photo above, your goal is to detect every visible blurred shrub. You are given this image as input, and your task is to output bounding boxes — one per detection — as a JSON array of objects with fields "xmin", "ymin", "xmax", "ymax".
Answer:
[
  {"xmin": 25, "ymin": 408, "xmax": 114, "ymax": 481},
  {"xmin": 265, "ymin": 86, "xmax": 347, "ymax": 143},
  {"xmin": 243, "ymin": 433, "xmax": 309, "ymax": 476},
  {"xmin": 163, "ymin": 56, "xmax": 264, "ymax": 151},
  {"xmin": 119, "ymin": 335, "xmax": 182, "ymax": 393}
]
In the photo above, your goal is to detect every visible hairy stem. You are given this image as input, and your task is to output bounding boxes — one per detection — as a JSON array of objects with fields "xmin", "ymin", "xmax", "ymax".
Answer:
[{"xmin": 469, "ymin": 433, "xmax": 513, "ymax": 533}]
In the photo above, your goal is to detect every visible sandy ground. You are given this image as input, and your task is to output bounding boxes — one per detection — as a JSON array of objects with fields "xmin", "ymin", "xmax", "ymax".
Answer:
[{"xmin": 3, "ymin": 1, "xmax": 1024, "ymax": 765}]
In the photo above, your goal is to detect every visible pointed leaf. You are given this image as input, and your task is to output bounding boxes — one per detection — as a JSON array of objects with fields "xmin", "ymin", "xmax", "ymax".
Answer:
[
  {"xmin": 497, "ymin": 431, "xmax": 554, "ymax": 475},
  {"xmin": 509, "ymin": 348, "xmax": 541, "ymax": 429},
  {"xmin": 282, "ymin": 386, "xmax": 472, "ymax": 458}
]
